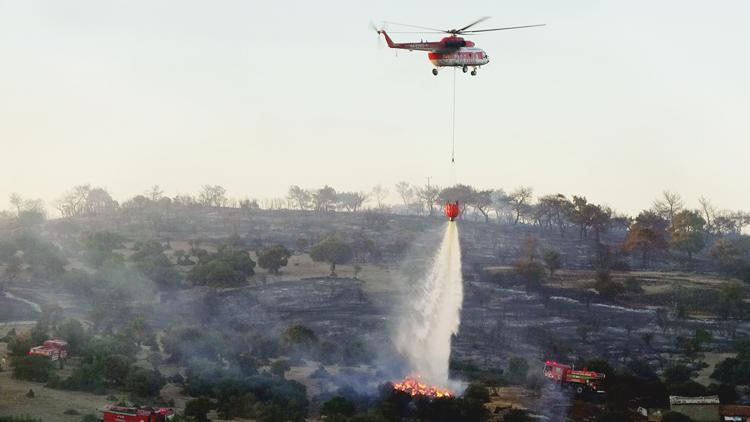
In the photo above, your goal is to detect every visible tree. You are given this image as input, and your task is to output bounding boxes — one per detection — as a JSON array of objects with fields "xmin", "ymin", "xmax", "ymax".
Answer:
[
  {"xmin": 537, "ymin": 194, "xmax": 573, "ymax": 237},
  {"xmin": 184, "ymin": 397, "xmax": 213, "ymax": 422},
  {"xmin": 54, "ymin": 318, "xmax": 87, "ymax": 354},
  {"xmin": 258, "ymin": 245, "xmax": 292, "ymax": 274},
  {"xmin": 310, "ymin": 237, "xmax": 353, "ymax": 276},
  {"xmin": 147, "ymin": 185, "xmax": 163, "ymax": 201},
  {"xmin": 102, "ymin": 354, "xmax": 131, "ymax": 385},
  {"xmin": 472, "ymin": 190, "xmax": 493, "ymax": 223},
  {"xmin": 270, "ymin": 359, "xmax": 291, "ymax": 378},
  {"xmin": 84, "ymin": 187, "xmax": 117, "ymax": 216},
  {"xmin": 415, "ymin": 182, "xmax": 441, "ymax": 216},
  {"xmin": 312, "ymin": 185, "xmax": 337, "ymax": 212},
  {"xmin": 698, "ymin": 196, "xmax": 715, "ymax": 236},
  {"xmin": 321, "ymin": 396, "xmax": 357, "ymax": 419},
  {"xmin": 125, "ymin": 368, "xmax": 164, "ymax": 397},
  {"xmin": 590, "ymin": 205, "xmax": 612, "ymax": 243},
  {"xmin": 198, "ymin": 185, "xmax": 227, "ymax": 207},
  {"xmin": 710, "ymin": 238, "xmax": 750, "ymax": 281},
  {"xmin": 569, "ymin": 196, "xmax": 591, "ymax": 239},
  {"xmin": 542, "ymin": 249, "xmax": 562, "ymax": 277},
  {"xmin": 9, "ymin": 193, "xmax": 24, "ymax": 215},
  {"xmin": 623, "ymin": 211, "xmax": 669, "ymax": 267},
  {"xmin": 718, "ymin": 281, "xmax": 744, "ymax": 320},
  {"xmin": 507, "ymin": 357, "xmax": 529, "ymax": 384},
  {"xmin": 514, "ymin": 237, "xmax": 545, "ymax": 291},
  {"xmin": 653, "ymin": 191, "xmax": 684, "ymax": 226},
  {"xmin": 593, "ymin": 269, "xmax": 625, "ymax": 300},
  {"xmin": 55, "ymin": 185, "xmax": 92, "ymax": 217},
  {"xmin": 337, "ymin": 191, "xmax": 367, "ymax": 212},
  {"xmin": 395, "ymin": 181, "xmax": 414, "ymax": 208},
  {"xmin": 11, "ymin": 355, "xmax": 54, "ymax": 382},
  {"xmin": 371, "ymin": 184, "xmax": 389, "ymax": 210},
  {"xmin": 670, "ymin": 210, "xmax": 706, "ymax": 262},
  {"xmin": 490, "ymin": 189, "xmax": 512, "ymax": 223},
  {"xmin": 508, "ymin": 187, "xmax": 533, "ymax": 224},
  {"xmin": 287, "ymin": 185, "xmax": 312, "ymax": 210}
]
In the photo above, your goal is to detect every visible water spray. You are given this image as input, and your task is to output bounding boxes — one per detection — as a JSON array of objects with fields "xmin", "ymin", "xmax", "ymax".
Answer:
[{"xmin": 393, "ymin": 213, "xmax": 463, "ymax": 390}]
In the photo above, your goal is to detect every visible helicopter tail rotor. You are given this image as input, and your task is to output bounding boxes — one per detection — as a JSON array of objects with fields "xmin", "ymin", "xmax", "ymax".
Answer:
[{"xmin": 370, "ymin": 20, "xmax": 385, "ymax": 49}]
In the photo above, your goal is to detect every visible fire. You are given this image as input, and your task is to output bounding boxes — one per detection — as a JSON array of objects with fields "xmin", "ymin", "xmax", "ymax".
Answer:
[{"xmin": 392, "ymin": 376, "xmax": 453, "ymax": 398}]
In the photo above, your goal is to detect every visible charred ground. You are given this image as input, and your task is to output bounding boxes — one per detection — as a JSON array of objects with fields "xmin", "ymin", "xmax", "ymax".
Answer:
[{"xmin": 1, "ymin": 194, "xmax": 749, "ymax": 421}]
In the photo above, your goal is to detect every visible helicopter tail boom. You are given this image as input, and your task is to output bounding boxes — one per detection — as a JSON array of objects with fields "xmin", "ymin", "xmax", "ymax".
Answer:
[{"xmin": 378, "ymin": 30, "xmax": 439, "ymax": 51}]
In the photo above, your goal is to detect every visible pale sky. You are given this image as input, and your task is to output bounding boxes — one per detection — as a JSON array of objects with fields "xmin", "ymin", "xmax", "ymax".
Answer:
[{"xmin": 1, "ymin": 1, "xmax": 748, "ymax": 215}]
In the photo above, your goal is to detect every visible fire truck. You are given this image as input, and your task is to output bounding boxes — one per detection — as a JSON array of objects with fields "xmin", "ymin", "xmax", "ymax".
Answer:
[
  {"xmin": 99, "ymin": 405, "xmax": 174, "ymax": 422},
  {"xmin": 28, "ymin": 339, "xmax": 69, "ymax": 361},
  {"xmin": 543, "ymin": 361, "xmax": 605, "ymax": 395}
]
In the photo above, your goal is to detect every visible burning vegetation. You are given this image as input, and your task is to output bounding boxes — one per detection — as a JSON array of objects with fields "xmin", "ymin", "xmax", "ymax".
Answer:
[{"xmin": 392, "ymin": 376, "xmax": 453, "ymax": 398}]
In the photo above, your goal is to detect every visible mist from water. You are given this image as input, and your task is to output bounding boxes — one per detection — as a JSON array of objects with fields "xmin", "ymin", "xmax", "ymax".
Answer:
[{"xmin": 393, "ymin": 221, "xmax": 463, "ymax": 387}]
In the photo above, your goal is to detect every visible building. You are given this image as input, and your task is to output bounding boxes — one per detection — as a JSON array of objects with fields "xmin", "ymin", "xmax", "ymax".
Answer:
[
  {"xmin": 720, "ymin": 405, "xmax": 750, "ymax": 422},
  {"xmin": 669, "ymin": 396, "xmax": 720, "ymax": 422}
]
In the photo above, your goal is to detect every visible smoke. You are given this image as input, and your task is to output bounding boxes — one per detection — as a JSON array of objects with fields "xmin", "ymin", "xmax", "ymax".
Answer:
[{"xmin": 392, "ymin": 222, "xmax": 463, "ymax": 387}]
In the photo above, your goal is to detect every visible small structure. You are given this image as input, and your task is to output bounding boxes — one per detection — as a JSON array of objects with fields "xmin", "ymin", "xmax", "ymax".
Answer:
[
  {"xmin": 720, "ymin": 405, "xmax": 750, "ymax": 421},
  {"xmin": 669, "ymin": 396, "xmax": 720, "ymax": 422}
]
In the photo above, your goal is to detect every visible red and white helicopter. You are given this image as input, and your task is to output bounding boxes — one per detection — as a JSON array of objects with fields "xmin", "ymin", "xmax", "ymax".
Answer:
[{"xmin": 374, "ymin": 17, "xmax": 544, "ymax": 76}]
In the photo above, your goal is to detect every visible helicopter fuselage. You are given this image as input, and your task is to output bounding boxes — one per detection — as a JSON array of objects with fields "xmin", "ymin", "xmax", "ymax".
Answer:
[{"xmin": 428, "ymin": 47, "xmax": 489, "ymax": 68}]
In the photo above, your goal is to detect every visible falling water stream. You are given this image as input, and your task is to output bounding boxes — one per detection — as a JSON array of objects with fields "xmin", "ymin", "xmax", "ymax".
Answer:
[{"xmin": 394, "ymin": 221, "xmax": 463, "ymax": 387}]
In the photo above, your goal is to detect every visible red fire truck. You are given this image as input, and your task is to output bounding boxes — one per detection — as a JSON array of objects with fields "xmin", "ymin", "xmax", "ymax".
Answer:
[
  {"xmin": 100, "ymin": 405, "xmax": 174, "ymax": 422},
  {"xmin": 28, "ymin": 339, "xmax": 69, "ymax": 361},
  {"xmin": 543, "ymin": 361, "xmax": 606, "ymax": 395}
]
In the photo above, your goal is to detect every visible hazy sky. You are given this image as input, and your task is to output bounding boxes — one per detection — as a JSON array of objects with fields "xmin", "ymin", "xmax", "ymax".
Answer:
[{"xmin": 1, "ymin": 1, "xmax": 748, "ymax": 215}]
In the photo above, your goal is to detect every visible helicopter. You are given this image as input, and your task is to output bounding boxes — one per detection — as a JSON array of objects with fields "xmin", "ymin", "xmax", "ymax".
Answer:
[{"xmin": 374, "ymin": 17, "xmax": 544, "ymax": 76}]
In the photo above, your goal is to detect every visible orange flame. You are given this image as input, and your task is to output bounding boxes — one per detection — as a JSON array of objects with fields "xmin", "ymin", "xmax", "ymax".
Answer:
[{"xmin": 392, "ymin": 376, "xmax": 453, "ymax": 398}]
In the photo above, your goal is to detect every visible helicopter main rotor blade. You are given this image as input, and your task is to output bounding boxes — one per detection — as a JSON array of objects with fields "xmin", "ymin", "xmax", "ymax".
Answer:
[
  {"xmin": 456, "ymin": 16, "xmax": 491, "ymax": 32},
  {"xmin": 386, "ymin": 31, "xmax": 445, "ymax": 34},
  {"xmin": 383, "ymin": 21, "xmax": 447, "ymax": 33},
  {"xmin": 464, "ymin": 24, "xmax": 546, "ymax": 33}
]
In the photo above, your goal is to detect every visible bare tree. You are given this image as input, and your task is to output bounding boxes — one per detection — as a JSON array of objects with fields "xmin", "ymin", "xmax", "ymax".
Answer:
[
  {"xmin": 537, "ymin": 194, "xmax": 573, "ymax": 237},
  {"xmin": 731, "ymin": 211, "xmax": 750, "ymax": 234},
  {"xmin": 508, "ymin": 187, "xmax": 534, "ymax": 224},
  {"xmin": 698, "ymin": 196, "xmax": 715, "ymax": 236},
  {"xmin": 198, "ymin": 185, "xmax": 227, "ymax": 207},
  {"xmin": 9, "ymin": 193, "xmax": 23, "ymax": 215},
  {"xmin": 147, "ymin": 185, "xmax": 164, "ymax": 201},
  {"xmin": 416, "ymin": 182, "xmax": 441, "ymax": 216},
  {"xmin": 473, "ymin": 190, "xmax": 493, "ymax": 223},
  {"xmin": 371, "ymin": 184, "xmax": 389, "ymax": 210},
  {"xmin": 394, "ymin": 181, "xmax": 414, "ymax": 208},
  {"xmin": 490, "ymin": 189, "xmax": 512, "ymax": 223},
  {"xmin": 56, "ymin": 185, "xmax": 92, "ymax": 217},
  {"xmin": 653, "ymin": 190, "xmax": 683, "ymax": 225}
]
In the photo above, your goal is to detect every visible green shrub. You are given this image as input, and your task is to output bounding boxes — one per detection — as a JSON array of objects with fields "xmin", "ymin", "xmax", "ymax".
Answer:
[
  {"xmin": 11, "ymin": 355, "xmax": 54, "ymax": 382},
  {"xmin": 125, "ymin": 368, "xmax": 165, "ymax": 398}
]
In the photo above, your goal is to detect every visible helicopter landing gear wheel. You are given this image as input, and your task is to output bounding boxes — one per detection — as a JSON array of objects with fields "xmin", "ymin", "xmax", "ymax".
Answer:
[
  {"xmin": 462, "ymin": 65, "xmax": 468, "ymax": 73},
  {"xmin": 432, "ymin": 68, "xmax": 438, "ymax": 76},
  {"xmin": 471, "ymin": 69, "xmax": 477, "ymax": 76}
]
